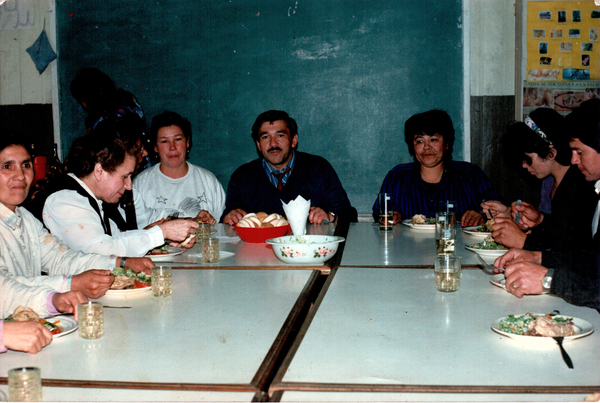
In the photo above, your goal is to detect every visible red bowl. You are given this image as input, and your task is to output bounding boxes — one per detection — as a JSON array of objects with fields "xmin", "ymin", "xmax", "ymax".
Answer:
[{"xmin": 235, "ymin": 225, "xmax": 290, "ymax": 243}]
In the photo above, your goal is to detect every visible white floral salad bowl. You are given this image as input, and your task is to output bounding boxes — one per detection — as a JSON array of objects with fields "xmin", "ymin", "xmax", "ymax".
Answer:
[{"xmin": 265, "ymin": 235, "xmax": 345, "ymax": 264}]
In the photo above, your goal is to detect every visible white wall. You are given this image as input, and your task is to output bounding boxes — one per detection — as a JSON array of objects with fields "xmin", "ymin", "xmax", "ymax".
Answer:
[
  {"xmin": 469, "ymin": 0, "xmax": 516, "ymax": 96},
  {"xmin": 0, "ymin": 0, "xmax": 55, "ymax": 104}
]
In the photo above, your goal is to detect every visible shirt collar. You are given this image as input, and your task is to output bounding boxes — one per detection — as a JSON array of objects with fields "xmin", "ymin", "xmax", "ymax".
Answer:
[
  {"xmin": 262, "ymin": 150, "xmax": 296, "ymax": 175},
  {"xmin": 69, "ymin": 173, "xmax": 103, "ymax": 205},
  {"xmin": 0, "ymin": 202, "xmax": 21, "ymax": 230}
]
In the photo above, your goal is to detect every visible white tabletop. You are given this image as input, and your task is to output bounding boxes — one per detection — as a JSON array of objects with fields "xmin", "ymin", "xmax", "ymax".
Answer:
[
  {"xmin": 271, "ymin": 267, "xmax": 600, "ymax": 399},
  {"xmin": 340, "ymin": 222, "xmax": 493, "ymax": 267},
  {"xmin": 153, "ymin": 223, "xmax": 337, "ymax": 271},
  {"xmin": 0, "ymin": 269, "xmax": 317, "ymax": 398}
]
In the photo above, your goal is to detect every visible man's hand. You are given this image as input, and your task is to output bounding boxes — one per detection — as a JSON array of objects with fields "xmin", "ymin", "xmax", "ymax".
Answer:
[
  {"xmin": 71, "ymin": 269, "xmax": 114, "ymax": 299},
  {"xmin": 490, "ymin": 216, "xmax": 527, "ymax": 249},
  {"xmin": 511, "ymin": 200, "xmax": 543, "ymax": 230},
  {"xmin": 308, "ymin": 207, "xmax": 333, "ymax": 224},
  {"xmin": 460, "ymin": 210, "xmax": 484, "ymax": 227},
  {"xmin": 480, "ymin": 200, "xmax": 511, "ymax": 219},
  {"xmin": 223, "ymin": 209, "xmax": 247, "ymax": 226},
  {"xmin": 52, "ymin": 291, "xmax": 88, "ymax": 320},
  {"xmin": 3, "ymin": 321, "xmax": 52, "ymax": 354},
  {"xmin": 125, "ymin": 257, "xmax": 155, "ymax": 274},
  {"xmin": 503, "ymin": 262, "xmax": 547, "ymax": 297},
  {"xmin": 158, "ymin": 218, "xmax": 199, "ymax": 242},
  {"xmin": 195, "ymin": 210, "xmax": 216, "ymax": 225},
  {"xmin": 494, "ymin": 248, "xmax": 542, "ymax": 268}
]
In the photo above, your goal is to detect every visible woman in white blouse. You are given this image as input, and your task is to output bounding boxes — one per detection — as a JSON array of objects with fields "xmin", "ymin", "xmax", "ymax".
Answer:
[{"xmin": 43, "ymin": 121, "xmax": 199, "ymax": 257}]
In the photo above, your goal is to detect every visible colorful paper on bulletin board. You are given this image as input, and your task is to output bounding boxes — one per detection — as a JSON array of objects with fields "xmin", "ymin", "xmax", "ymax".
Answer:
[{"xmin": 526, "ymin": 1, "xmax": 599, "ymax": 82}]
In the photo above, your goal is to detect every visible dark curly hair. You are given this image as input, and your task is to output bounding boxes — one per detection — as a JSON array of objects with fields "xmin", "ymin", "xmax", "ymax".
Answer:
[
  {"xmin": 404, "ymin": 110, "xmax": 455, "ymax": 162},
  {"xmin": 66, "ymin": 119, "xmax": 139, "ymax": 177}
]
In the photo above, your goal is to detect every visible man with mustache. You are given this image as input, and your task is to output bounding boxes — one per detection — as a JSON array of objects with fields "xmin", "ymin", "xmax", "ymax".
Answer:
[{"xmin": 222, "ymin": 110, "xmax": 357, "ymax": 225}]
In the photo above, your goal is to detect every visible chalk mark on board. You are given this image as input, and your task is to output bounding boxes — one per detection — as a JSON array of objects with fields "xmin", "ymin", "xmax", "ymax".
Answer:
[
  {"xmin": 0, "ymin": 0, "xmax": 34, "ymax": 30},
  {"xmin": 288, "ymin": 1, "xmax": 298, "ymax": 17},
  {"xmin": 293, "ymin": 40, "xmax": 340, "ymax": 60}
]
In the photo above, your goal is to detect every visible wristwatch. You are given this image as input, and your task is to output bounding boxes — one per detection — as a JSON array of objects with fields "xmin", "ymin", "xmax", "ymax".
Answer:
[{"xmin": 542, "ymin": 268, "xmax": 554, "ymax": 291}]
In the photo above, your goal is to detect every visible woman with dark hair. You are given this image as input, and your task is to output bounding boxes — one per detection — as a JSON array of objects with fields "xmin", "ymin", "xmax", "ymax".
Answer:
[
  {"xmin": 482, "ymin": 107, "xmax": 596, "ymax": 251},
  {"xmin": 133, "ymin": 111, "xmax": 225, "ymax": 224},
  {"xmin": 0, "ymin": 135, "xmax": 148, "ymax": 352},
  {"xmin": 373, "ymin": 109, "xmax": 501, "ymax": 226},
  {"xmin": 42, "ymin": 122, "xmax": 198, "ymax": 257}
]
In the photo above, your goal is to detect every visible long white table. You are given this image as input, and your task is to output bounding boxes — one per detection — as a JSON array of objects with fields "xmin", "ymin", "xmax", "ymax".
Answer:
[
  {"xmin": 156, "ymin": 223, "xmax": 337, "ymax": 272},
  {"xmin": 340, "ymin": 222, "xmax": 494, "ymax": 267},
  {"xmin": 269, "ymin": 267, "xmax": 600, "ymax": 401},
  {"xmin": 0, "ymin": 269, "xmax": 321, "ymax": 401}
]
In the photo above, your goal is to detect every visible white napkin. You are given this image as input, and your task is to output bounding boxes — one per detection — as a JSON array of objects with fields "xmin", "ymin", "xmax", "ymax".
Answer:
[{"xmin": 281, "ymin": 196, "xmax": 311, "ymax": 235}]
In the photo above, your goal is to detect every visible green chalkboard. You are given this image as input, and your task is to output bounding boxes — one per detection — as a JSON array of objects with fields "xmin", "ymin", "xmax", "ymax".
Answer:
[{"xmin": 57, "ymin": 0, "xmax": 464, "ymax": 214}]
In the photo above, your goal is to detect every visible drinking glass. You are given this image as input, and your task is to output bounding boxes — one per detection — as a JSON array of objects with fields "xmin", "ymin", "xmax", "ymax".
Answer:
[
  {"xmin": 195, "ymin": 222, "xmax": 212, "ymax": 242},
  {"xmin": 8, "ymin": 367, "xmax": 42, "ymax": 402},
  {"xmin": 152, "ymin": 266, "xmax": 173, "ymax": 297},
  {"xmin": 378, "ymin": 193, "xmax": 393, "ymax": 231},
  {"xmin": 435, "ymin": 211, "xmax": 456, "ymax": 255},
  {"xmin": 202, "ymin": 238, "xmax": 220, "ymax": 263},
  {"xmin": 78, "ymin": 302, "xmax": 104, "ymax": 339},
  {"xmin": 434, "ymin": 255, "xmax": 462, "ymax": 292}
]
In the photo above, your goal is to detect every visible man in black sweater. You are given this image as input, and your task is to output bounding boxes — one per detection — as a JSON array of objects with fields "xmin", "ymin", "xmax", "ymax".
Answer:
[
  {"xmin": 221, "ymin": 110, "xmax": 357, "ymax": 226},
  {"xmin": 495, "ymin": 99, "xmax": 600, "ymax": 311}
]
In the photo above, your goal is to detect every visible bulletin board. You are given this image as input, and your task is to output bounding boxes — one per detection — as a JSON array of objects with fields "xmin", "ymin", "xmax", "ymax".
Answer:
[{"xmin": 518, "ymin": 0, "xmax": 600, "ymax": 119}]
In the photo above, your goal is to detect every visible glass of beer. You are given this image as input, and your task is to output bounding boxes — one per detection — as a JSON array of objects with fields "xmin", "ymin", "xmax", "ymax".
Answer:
[
  {"xmin": 378, "ymin": 193, "xmax": 393, "ymax": 231},
  {"xmin": 434, "ymin": 255, "xmax": 462, "ymax": 292}
]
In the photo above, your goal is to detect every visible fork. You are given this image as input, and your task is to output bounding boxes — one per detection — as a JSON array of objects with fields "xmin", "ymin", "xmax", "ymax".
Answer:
[{"xmin": 476, "ymin": 254, "xmax": 505, "ymax": 273}]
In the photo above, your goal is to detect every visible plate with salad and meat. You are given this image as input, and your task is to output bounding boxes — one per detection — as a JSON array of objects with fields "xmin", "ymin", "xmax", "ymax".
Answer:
[
  {"xmin": 4, "ymin": 306, "xmax": 78, "ymax": 338},
  {"xmin": 491, "ymin": 313, "xmax": 594, "ymax": 344},
  {"xmin": 146, "ymin": 245, "xmax": 184, "ymax": 261},
  {"xmin": 462, "ymin": 225, "xmax": 492, "ymax": 237},
  {"xmin": 106, "ymin": 268, "xmax": 152, "ymax": 296},
  {"xmin": 465, "ymin": 239, "xmax": 508, "ymax": 257}
]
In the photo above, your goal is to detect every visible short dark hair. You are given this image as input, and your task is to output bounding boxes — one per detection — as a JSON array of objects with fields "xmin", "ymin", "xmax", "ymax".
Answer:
[
  {"xmin": 66, "ymin": 119, "xmax": 139, "ymax": 177},
  {"xmin": 150, "ymin": 110, "xmax": 193, "ymax": 151},
  {"xmin": 504, "ymin": 107, "xmax": 570, "ymax": 168},
  {"xmin": 0, "ymin": 134, "xmax": 31, "ymax": 156},
  {"xmin": 566, "ymin": 98, "xmax": 600, "ymax": 153},
  {"xmin": 251, "ymin": 110, "xmax": 298, "ymax": 143},
  {"xmin": 70, "ymin": 68, "xmax": 116, "ymax": 111},
  {"xmin": 404, "ymin": 110, "xmax": 455, "ymax": 160}
]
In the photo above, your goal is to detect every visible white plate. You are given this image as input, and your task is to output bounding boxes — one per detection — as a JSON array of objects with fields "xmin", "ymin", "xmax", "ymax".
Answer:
[
  {"xmin": 465, "ymin": 244, "xmax": 508, "ymax": 257},
  {"xmin": 147, "ymin": 246, "xmax": 184, "ymax": 261},
  {"xmin": 491, "ymin": 314, "xmax": 595, "ymax": 344},
  {"xmin": 490, "ymin": 274, "xmax": 549, "ymax": 294},
  {"xmin": 105, "ymin": 286, "xmax": 152, "ymax": 296},
  {"xmin": 462, "ymin": 226, "xmax": 491, "ymax": 237},
  {"xmin": 45, "ymin": 315, "xmax": 78, "ymax": 338},
  {"xmin": 187, "ymin": 251, "xmax": 235, "ymax": 260},
  {"xmin": 401, "ymin": 219, "xmax": 435, "ymax": 230}
]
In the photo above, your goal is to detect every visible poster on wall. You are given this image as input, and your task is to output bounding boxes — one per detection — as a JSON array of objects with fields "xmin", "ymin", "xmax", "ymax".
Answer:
[{"xmin": 523, "ymin": 1, "xmax": 599, "ymax": 117}]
